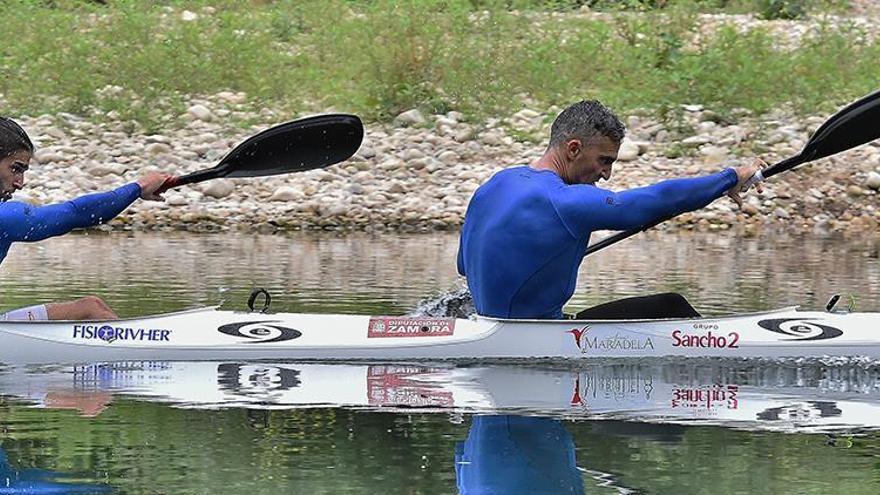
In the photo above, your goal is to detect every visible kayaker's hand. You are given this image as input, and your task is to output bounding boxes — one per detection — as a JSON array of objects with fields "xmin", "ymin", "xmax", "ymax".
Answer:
[
  {"xmin": 728, "ymin": 158, "xmax": 767, "ymax": 209},
  {"xmin": 137, "ymin": 172, "xmax": 172, "ymax": 201}
]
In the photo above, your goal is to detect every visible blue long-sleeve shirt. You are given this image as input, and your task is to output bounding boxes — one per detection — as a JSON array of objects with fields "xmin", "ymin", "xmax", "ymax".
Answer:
[
  {"xmin": 0, "ymin": 183, "xmax": 141, "ymax": 265},
  {"xmin": 457, "ymin": 166, "xmax": 738, "ymax": 319}
]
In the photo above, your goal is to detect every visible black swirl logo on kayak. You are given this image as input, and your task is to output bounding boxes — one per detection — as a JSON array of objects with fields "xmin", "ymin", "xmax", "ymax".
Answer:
[
  {"xmin": 217, "ymin": 321, "xmax": 302, "ymax": 343},
  {"xmin": 757, "ymin": 318, "xmax": 842, "ymax": 341}
]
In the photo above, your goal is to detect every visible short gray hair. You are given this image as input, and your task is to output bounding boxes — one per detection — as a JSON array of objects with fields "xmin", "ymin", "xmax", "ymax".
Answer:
[{"xmin": 549, "ymin": 100, "xmax": 625, "ymax": 148}]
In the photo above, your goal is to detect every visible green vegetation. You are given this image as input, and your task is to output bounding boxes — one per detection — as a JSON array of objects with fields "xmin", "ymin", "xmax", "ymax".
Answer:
[{"xmin": 0, "ymin": 0, "xmax": 875, "ymax": 129}]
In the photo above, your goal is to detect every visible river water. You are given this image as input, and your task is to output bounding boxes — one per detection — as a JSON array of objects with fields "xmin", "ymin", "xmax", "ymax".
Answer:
[{"xmin": 1, "ymin": 230, "xmax": 879, "ymax": 494}]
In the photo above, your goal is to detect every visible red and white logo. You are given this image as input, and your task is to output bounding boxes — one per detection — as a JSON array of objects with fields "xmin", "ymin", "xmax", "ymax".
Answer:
[
  {"xmin": 567, "ymin": 325, "xmax": 654, "ymax": 353},
  {"xmin": 567, "ymin": 326, "xmax": 591, "ymax": 350},
  {"xmin": 367, "ymin": 317, "xmax": 455, "ymax": 338}
]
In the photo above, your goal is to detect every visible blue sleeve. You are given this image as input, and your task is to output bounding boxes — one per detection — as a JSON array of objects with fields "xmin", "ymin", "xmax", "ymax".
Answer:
[
  {"xmin": 556, "ymin": 168, "xmax": 738, "ymax": 234},
  {"xmin": 0, "ymin": 183, "xmax": 141, "ymax": 242}
]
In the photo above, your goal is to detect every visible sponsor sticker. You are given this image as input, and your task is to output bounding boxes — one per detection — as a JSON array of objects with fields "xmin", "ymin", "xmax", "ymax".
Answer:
[
  {"xmin": 757, "ymin": 318, "xmax": 842, "ymax": 341},
  {"xmin": 217, "ymin": 321, "xmax": 302, "ymax": 343},
  {"xmin": 367, "ymin": 317, "xmax": 455, "ymax": 338},
  {"xmin": 567, "ymin": 326, "xmax": 654, "ymax": 353},
  {"xmin": 672, "ymin": 329, "xmax": 740, "ymax": 349},
  {"xmin": 72, "ymin": 324, "xmax": 171, "ymax": 343}
]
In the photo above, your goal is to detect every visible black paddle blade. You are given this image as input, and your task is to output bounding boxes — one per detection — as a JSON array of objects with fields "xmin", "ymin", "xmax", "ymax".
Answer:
[
  {"xmin": 805, "ymin": 89, "xmax": 880, "ymax": 160},
  {"xmin": 218, "ymin": 113, "xmax": 364, "ymax": 178},
  {"xmin": 765, "ymin": 89, "xmax": 880, "ymax": 178}
]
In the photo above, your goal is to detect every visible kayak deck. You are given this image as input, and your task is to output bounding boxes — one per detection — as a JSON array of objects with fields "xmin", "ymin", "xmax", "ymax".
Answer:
[{"xmin": 1, "ymin": 306, "xmax": 878, "ymax": 364}]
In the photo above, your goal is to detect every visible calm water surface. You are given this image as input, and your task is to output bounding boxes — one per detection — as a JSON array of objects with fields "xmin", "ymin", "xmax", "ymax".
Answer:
[{"xmin": 1, "ymin": 230, "xmax": 879, "ymax": 494}]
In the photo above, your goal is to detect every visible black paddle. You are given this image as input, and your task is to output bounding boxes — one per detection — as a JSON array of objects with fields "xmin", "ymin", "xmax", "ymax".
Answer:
[
  {"xmin": 585, "ymin": 89, "xmax": 880, "ymax": 256},
  {"xmin": 156, "ymin": 113, "xmax": 364, "ymax": 193}
]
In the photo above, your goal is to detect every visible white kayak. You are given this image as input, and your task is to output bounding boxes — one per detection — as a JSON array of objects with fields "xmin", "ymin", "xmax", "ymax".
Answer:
[{"xmin": 1, "ymin": 303, "xmax": 878, "ymax": 364}]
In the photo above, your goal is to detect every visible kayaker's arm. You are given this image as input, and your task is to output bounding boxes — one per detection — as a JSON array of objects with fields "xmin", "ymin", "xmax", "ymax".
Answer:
[
  {"xmin": 561, "ymin": 168, "xmax": 738, "ymax": 233},
  {"xmin": 0, "ymin": 182, "xmax": 141, "ymax": 242}
]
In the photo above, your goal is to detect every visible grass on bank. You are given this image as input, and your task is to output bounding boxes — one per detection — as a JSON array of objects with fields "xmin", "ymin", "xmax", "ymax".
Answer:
[{"xmin": 0, "ymin": 0, "xmax": 877, "ymax": 131}]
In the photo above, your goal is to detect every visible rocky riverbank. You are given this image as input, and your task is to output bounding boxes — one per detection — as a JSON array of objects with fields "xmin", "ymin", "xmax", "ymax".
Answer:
[{"xmin": 10, "ymin": 91, "xmax": 880, "ymax": 236}]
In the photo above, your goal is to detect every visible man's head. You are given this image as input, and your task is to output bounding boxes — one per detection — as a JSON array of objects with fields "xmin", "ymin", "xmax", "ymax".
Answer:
[
  {"xmin": 548, "ymin": 100, "xmax": 625, "ymax": 185},
  {"xmin": 0, "ymin": 117, "xmax": 34, "ymax": 202}
]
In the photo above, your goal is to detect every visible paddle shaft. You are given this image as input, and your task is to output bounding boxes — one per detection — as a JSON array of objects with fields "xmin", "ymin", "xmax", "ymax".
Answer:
[{"xmin": 155, "ymin": 167, "xmax": 227, "ymax": 194}]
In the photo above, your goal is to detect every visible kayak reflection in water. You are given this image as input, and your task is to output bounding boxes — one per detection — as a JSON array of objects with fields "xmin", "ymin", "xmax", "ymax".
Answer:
[
  {"xmin": 455, "ymin": 415, "xmax": 584, "ymax": 495},
  {"xmin": 0, "ymin": 447, "xmax": 111, "ymax": 494},
  {"xmin": 0, "ymin": 117, "xmax": 172, "ymax": 322}
]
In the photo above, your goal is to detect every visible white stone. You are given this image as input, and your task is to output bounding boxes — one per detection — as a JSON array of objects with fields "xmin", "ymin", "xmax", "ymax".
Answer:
[
  {"xmin": 517, "ymin": 108, "xmax": 541, "ymax": 119},
  {"xmin": 402, "ymin": 148, "xmax": 425, "ymax": 160},
  {"xmin": 437, "ymin": 150, "xmax": 459, "ymax": 165},
  {"xmin": 216, "ymin": 91, "xmax": 245, "ymax": 104},
  {"xmin": 87, "ymin": 163, "xmax": 126, "ymax": 177},
  {"xmin": 165, "ymin": 194, "xmax": 189, "ymax": 206},
  {"xmin": 480, "ymin": 132, "xmax": 504, "ymax": 146},
  {"xmin": 700, "ymin": 145, "xmax": 729, "ymax": 157},
  {"xmin": 145, "ymin": 134, "xmax": 171, "ymax": 144},
  {"xmin": 682, "ymin": 135, "xmax": 712, "ymax": 145},
  {"xmin": 181, "ymin": 10, "xmax": 199, "ymax": 21},
  {"xmin": 454, "ymin": 129, "xmax": 474, "ymax": 143},
  {"xmin": 145, "ymin": 142, "xmax": 172, "ymax": 156},
  {"xmin": 187, "ymin": 104, "xmax": 215, "ymax": 122},
  {"xmin": 357, "ymin": 146, "xmax": 377, "ymax": 159},
  {"xmin": 197, "ymin": 132, "xmax": 219, "ymax": 144},
  {"xmin": 394, "ymin": 109, "xmax": 425, "ymax": 127},
  {"xmin": 269, "ymin": 187, "xmax": 302, "ymax": 202},
  {"xmin": 35, "ymin": 151, "xmax": 65, "ymax": 163},
  {"xmin": 617, "ymin": 139, "xmax": 641, "ymax": 162},
  {"xmin": 866, "ymin": 171, "xmax": 880, "ymax": 190},
  {"xmin": 202, "ymin": 180, "xmax": 235, "ymax": 199}
]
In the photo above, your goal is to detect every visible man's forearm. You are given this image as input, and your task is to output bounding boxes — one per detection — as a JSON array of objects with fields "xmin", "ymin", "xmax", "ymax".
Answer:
[{"xmin": 1, "ymin": 182, "xmax": 141, "ymax": 241}]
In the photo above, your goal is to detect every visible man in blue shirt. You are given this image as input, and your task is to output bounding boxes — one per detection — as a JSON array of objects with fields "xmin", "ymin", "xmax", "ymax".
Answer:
[
  {"xmin": 457, "ymin": 100, "xmax": 764, "ymax": 319},
  {"xmin": 0, "ymin": 117, "xmax": 170, "ymax": 321}
]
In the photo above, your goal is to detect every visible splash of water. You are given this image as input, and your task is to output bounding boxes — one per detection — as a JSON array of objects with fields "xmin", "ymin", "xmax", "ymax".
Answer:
[{"xmin": 410, "ymin": 286, "xmax": 475, "ymax": 318}]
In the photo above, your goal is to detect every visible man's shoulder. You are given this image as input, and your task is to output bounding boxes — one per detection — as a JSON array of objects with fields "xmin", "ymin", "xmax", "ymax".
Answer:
[
  {"xmin": 485, "ymin": 164, "xmax": 529, "ymax": 181},
  {"xmin": 479, "ymin": 165, "xmax": 554, "ymax": 191}
]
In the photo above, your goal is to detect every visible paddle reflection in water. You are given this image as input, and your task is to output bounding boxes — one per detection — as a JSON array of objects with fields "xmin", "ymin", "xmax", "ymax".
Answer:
[{"xmin": 0, "ymin": 448, "xmax": 111, "ymax": 494}]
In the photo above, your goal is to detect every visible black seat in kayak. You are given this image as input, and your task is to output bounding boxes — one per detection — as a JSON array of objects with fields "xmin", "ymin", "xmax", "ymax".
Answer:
[{"xmin": 574, "ymin": 292, "xmax": 702, "ymax": 320}]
